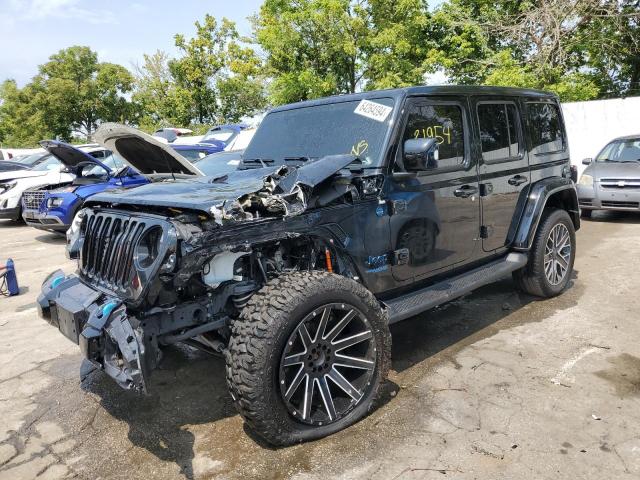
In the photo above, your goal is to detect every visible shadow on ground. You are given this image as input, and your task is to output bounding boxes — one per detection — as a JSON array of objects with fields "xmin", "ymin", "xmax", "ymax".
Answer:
[
  {"xmin": 0, "ymin": 219, "xmax": 25, "ymax": 228},
  {"xmin": 584, "ymin": 210, "xmax": 640, "ymax": 224},
  {"xmin": 34, "ymin": 232, "xmax": 66, "ymax": 244},
  {"xmin": 80, "ymin": 345, "xmax": 236, "ymax": 479},
  {"xmin": 16, "ymin": 272, "xmax": 582, "ymax": 479}
]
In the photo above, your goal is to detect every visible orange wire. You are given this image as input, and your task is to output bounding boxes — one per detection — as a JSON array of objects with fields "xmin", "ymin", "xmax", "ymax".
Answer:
[{"xmin": 325, "ymin": 248, "xmax": 333, "ymax": 273}]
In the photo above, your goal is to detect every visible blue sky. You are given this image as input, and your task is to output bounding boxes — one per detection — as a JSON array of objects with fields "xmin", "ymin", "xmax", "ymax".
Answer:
[
  {"xmin": 0, "ymin": 0, "xmax": 263, "ymax": 86},
  {"xmin": 1, "ymin": 0, "xmax": 445, "ymax": 87}
]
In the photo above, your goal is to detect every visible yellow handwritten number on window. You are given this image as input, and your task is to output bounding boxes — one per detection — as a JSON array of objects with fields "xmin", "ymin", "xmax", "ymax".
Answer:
[{"xmin": 413, "ymin": 125, "xmax": 451, "ymax": 145}]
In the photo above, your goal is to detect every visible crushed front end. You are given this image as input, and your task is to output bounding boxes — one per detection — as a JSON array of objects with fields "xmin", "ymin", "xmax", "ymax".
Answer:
[
  {"xmin": 37, "ymin": 153, "xmax": 382, "ymax": 393},
  {"xmin": 38, "ymin": 207, "xmax": 242, "ymax": 392},
  {"xmin": 37, "ymin": 209, "xmax": 183, "ymax": 392}
]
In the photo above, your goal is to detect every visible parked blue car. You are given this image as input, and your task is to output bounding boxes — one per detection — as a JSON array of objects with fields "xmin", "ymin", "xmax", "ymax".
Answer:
[
  {"xmin": 171, "ymin": 143, "xmax": 225, "ymax": 161},
  {"xmin": 21, "ymin": 141, "xmax": 148, "ymax": 232}
]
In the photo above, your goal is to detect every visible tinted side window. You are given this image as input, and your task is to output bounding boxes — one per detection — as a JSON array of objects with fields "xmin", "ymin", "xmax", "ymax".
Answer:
[
  {"xmin": 402, "ymin": 104, "xmax": 465, "ymax": 171},
  {"xmin": 528, "ymin": 103, "xmax": 565, "ymax": 154},
  {"xmin": 478, "ymin": 103, "xmax": 520, "ymax": 162}
]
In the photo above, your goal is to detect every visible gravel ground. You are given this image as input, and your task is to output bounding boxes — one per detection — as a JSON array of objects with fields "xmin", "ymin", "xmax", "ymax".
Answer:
[{"xmin": 0, "ymin": 211, "xmax": 639, "ymax": 480}]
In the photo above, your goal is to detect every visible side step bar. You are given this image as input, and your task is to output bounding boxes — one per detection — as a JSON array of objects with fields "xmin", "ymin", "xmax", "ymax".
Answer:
[{"xmin": 384, "ymin": 253, "xmax": 528, "ymax": 324}]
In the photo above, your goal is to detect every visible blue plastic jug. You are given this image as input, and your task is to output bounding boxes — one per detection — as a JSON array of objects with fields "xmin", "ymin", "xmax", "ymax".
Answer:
[{"xmin": 1, "ymin": 258, "xmax": 19, "ymax": 296}]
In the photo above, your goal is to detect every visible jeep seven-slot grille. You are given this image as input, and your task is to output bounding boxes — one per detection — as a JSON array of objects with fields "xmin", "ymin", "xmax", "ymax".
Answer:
[
  {"xmin": 23, "ymin": 191, "xmax": 45, "ymax": 210},
  {"xmin": 80, "ymin": 212, "xmax": 146, "ymax": 289}
]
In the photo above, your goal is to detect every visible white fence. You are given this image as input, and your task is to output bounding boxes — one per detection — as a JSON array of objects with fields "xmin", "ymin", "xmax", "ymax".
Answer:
[{"xmin": 562, "ymin": 96, "xmax": 640, "ymax": 177}]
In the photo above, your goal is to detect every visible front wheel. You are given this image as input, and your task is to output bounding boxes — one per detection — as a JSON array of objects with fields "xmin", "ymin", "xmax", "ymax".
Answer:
[
  {"xmin": 513, "ymin": 209, "xmax": 576, "ymax": 298},
  {"xmin": 226, "ymin": 271, "xmax": 391, "ymax": 446}
]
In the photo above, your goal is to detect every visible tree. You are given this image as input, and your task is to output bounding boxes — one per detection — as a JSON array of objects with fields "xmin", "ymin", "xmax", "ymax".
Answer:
[
  {"xmin": 425, "ymin": 0, "xmax": 639, "ymax": 101},
  {"xmin": 576, "ymin": 0, "xmax": 640, "ymax": 97},
  {"xmin": 132, "ymin": 50, "xmax": 184, "ymax": 130},
  {"xmin": 0, "ymin": 46, "xmax": 136, "ymax": 145},
  {"xmin": 253, "ymin": 0, "xmax": 431, "ymax": 105},
  {"xmin": 134, "ymin": 16, "xmax": 266, "ymax": 129},
  {"xmin": 0, "ymin": 80, "xmax": 51, "ymax": 147},
  {"xmin": 36, "ymin": 46, "xmax": 136, "ymax": 139}
]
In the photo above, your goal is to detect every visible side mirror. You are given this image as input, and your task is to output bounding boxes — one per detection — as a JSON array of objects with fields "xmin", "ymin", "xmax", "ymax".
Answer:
[
  {"xmin": 582, "ymin": 158, "xmax": 592, "ymax": 165},
  {"xmin": 404, "ymin": 138, "xmax": 439, "ymax": 171}
]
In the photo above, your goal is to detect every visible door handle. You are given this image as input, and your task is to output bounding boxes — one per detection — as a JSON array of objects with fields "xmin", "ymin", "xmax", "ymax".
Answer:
[
  {"xmin": 508, "ymin": 175, "xmax": 528, "ymax": 186},
  {"xmin": 453, "ymin": 185, "xmax": 478, "ymax": 198}
]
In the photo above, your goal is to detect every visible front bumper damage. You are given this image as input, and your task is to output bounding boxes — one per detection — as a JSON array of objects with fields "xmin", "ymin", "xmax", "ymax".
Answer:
[{"xmin": 37, "ymin": 270, "xmax": 150, "ymax": 392}]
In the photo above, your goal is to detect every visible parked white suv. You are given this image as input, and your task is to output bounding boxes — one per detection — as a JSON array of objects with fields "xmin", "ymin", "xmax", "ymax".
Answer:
[{"xmin": 0, "ymin": 144, "xmax": 107, "ymax": 222}]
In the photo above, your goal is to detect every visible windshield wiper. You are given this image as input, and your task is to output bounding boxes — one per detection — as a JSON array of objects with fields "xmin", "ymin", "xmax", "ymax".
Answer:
[
  {"xmin": 284, "ymin": 156, "xmax": 313, "ymax": 163},
  {"xmin": 241, "ymin": 158, "xmax": 275, "ymax": 168}
]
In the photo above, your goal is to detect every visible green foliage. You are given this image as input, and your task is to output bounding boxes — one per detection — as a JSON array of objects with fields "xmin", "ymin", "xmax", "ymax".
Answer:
[
  {"xmin": 254, "ymin": 0, "xmax": 431, "ymax": 105},
  {"xmin": 0, "ymin": 46, "xmax": 135, "ymax": 146},
  {"xmin": 426, "ymin": 0, "xmax": 639, "ymax": 101},
  {"xmin": 133, "ymin": 50, "xmax": 187, "ymax": 131},
  {"xmin": 0, "ymin": 80, "xmax": 51, "ymax": 147},
  {"xmin": 134, "ymin": 16, "xmax": 266, "ymax": 129},
  {"xmin": 2, "ymin": 3, "xmax": 638, "ymax": 146}
]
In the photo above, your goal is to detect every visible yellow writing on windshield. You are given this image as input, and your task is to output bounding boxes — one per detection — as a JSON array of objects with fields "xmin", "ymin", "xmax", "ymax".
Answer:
[
  {"xmin": 351, "ymin": 140, "xmax": 369, "ymax": 157},
  {"xmin": 413, "ymin": 125, "xmax": 451, "ymax": 145}
]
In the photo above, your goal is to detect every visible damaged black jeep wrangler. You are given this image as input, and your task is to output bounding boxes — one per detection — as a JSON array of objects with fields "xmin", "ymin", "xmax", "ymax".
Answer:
[{"xmin": 38, "ymin": 86, "xmax": 579, "ymax": 446}]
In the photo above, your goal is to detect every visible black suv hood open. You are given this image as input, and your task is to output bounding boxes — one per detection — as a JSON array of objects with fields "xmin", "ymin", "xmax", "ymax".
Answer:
[{"xmin": 86, "ymin": 154, "xmax": 357, "ymax": 224}]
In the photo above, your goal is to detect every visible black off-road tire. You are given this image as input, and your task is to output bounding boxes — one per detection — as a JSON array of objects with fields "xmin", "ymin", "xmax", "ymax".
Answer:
[
  {"xmin": 513, "ymin": 208, "xmax": 576, "ymax": 298},
  {"xmin": 225, "ymin": 271, "xmax": 391, "ymax": 446},
  {"xmin": 580, "ymin": 208, "xmax": 592, "ymax": 219}
]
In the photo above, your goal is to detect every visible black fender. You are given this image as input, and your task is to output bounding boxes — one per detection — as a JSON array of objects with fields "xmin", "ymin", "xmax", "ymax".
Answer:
[{"xmin": 511, "ymin": 177, "xmax": 580, "ymax": 251}]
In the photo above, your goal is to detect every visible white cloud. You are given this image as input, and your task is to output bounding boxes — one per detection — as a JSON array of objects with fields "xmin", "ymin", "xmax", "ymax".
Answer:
[{"xmin": 5, "ymin": 0, "xmax": 117, "ymax": 25}]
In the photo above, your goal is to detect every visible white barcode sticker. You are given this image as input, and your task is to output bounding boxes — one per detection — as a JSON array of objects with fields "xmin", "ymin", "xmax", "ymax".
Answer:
[{"xmin": 354, "ymin": 99, "xmax": 392, "ymax": 122}]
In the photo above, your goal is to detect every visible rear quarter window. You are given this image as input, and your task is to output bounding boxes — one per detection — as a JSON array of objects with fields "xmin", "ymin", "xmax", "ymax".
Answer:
[
  {"xmin": 527, "ymin": 102, "xmax": 566, "ymax": 155},
  {"xmin": 477, "ymin": 103, "xmax": 521, "ymax": 162}
]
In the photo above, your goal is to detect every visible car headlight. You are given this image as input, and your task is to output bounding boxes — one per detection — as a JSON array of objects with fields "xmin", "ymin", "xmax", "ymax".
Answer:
[
  {"xmin": 578, "ymin": 174, "xmax": 593, "ymax": 186},
  {"xmin": 47, "ymin": 197, "xmax": 64, "ymax": 208},
  {"xmin": 134, "ymin": 227, "xmax": 162, "ymax": 269},
  {"xmin": 0, "ymin": 181, "xmax": 17, "ymax": 195}
]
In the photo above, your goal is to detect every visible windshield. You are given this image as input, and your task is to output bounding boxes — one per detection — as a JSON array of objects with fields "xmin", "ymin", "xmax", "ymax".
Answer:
[
  {"xmin": 82, "ymin": 153, "xmax": 126, "ymax": 176},
  {"xmin": 31, "ymin": 155, "xmax": 60, "ymax": 171},
  {"xmin": 18, "ymin": 152, "xmax": 47, "ymax": 165},
  {"xmin": 225, "ymin": 129, "xmax": 256, "ymax": 151},
  {"xmin": 194, "ymin": 152, "xmax": 242, "ymax": 177},
  {"xmin": 243, "ymin": 98, "xmax": 395, "ymax": 167},
  {"xmin": 176, "ymin": 148, "xmax": 209, "ymax": 162},
  {"xmin": 596, "ymin": 139, "xmax": 640, "ymax": 162},
  {"xmin": 202, "ymin": 128, "xmax": 236, "ymax": 143}
]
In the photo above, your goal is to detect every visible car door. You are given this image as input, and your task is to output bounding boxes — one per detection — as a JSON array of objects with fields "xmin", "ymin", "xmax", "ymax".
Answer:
[
  {"xmin": 388, "ymin": 96, "xmax": 480, "ymax": 282},
  {"xmin": 473, "ymin": 98, "xmax": 529, "ymax": 252}
]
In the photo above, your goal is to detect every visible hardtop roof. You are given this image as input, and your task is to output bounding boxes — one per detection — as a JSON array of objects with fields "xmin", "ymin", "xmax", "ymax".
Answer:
[
  {"xmin": 609, "ymin": 134, "xmax": 640, "ymax": 142},
  {"xmin": 270, "ymin": 85, "xmax": 557, "ymax": 113}
]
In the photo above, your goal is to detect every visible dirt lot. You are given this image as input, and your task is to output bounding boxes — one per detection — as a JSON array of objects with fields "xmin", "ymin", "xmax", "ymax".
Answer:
[{"xmin": 1, "ymin": 212, "xmax": 639, "ymax": 480}]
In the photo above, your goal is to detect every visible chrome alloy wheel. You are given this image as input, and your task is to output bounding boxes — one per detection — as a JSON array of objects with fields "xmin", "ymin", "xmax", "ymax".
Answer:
[
  {"xmin": 279, "ymin": 303, "xmax": 377, "ymax": 426},
  {"xmin": 544, "ymin": 223, "xmax": 572, "ymax": 285}
]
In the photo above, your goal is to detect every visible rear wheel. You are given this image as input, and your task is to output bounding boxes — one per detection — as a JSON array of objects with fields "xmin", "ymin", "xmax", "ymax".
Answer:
[
  {"xmin": 226, "ymin": 271, "xmax": 391, "ymax": 446},
  {"xmin": 513, "ymin": 209, "xmax": 575, "ymax": 298}
]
